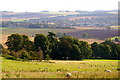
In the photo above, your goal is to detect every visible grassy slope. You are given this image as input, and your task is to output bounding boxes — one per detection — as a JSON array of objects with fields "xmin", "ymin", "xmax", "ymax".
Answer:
[{"xmin": 1, "ymin": 57, "xmax": 118, "ymax": 78}]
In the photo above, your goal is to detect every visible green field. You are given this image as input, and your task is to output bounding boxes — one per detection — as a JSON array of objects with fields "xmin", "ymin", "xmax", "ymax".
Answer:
[
  {"xmin": 0, "ymin": 27, "xmax": 9, "ymax": 29},
  {"xmin": 1, "ymin": 57, "xmax": 119, "ymax": 78}
]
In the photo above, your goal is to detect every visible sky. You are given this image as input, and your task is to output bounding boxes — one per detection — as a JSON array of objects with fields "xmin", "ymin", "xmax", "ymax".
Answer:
[{"xmin": 0, "ymin": 0, "xmax": 119, "ymax": 12}]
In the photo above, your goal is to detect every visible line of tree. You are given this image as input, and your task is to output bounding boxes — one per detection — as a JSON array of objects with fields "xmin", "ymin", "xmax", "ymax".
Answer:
[{"xmin": 1, "ymin": 32, "xmax": 120, "ymax": 60}]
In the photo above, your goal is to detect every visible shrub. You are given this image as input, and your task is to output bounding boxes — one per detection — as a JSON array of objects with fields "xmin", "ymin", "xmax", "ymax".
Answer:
[
  {"xmin": 45, "ymin": 54, "xmax": 51, "ymax": 61},
  {"xmin": 2, "ymin": 48, "xmax": 10, "ymax": 55},
  {"xmin": 18, "ymin": 49, "xmax": 31, "ymax": 60},
  {"xmin": 5, "ymin": 55, "xmax": 16, "ymax": 60}
]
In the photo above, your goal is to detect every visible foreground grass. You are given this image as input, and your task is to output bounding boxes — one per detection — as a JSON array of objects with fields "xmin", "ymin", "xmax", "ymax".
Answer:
[{"xmin": 1, "ymin": 57, "xmax": 119, "ymax": 78}]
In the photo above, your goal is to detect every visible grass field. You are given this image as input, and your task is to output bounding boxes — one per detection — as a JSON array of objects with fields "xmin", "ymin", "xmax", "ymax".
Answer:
[
  {"xmin": 0, "ymin": 27, "xmax": 9, "ymax": 29},
  {"xmin": 1, "ymin": 57, "xmax": 119, "ymax": 78}
]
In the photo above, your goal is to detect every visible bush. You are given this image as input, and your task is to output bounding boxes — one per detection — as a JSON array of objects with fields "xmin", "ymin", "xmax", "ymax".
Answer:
[
  {"xmin": 45, "ymin": 54, "xmax": 51, "ymax": 61},
  {"xmin": 2, "ymin": 48, "xmax": 10, "ymax": 55},
  {"xmin": 18, "ymin": 49, "xmax": 31, "ymax": 60},
  {"xmin": 5, "ymin": 55, "xmax": 16, "ymax": 60}
]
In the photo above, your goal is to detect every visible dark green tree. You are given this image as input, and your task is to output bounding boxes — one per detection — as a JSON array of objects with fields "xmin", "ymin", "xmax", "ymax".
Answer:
[
  {"xmin": 36, "ymin": 47, "xmax": 44, "ymax": 61},
  {"xmin": 45, "ymin": 54, "xmax": 51, "ymax": 61},
  {"xmin": 0, "ymin": 44, "xmax": 3, "ymax": 54},
  {"xmin": 5, "ymin": 34, "xmax": 33, "ymax": 52},
  {"xmin": 101, "ymin": 40, "xmax": 118, "ymax": 59},
  {"xmin": 79, "ymin": 41, "xmax": 92, "ymax": 59},
  {"xmin": 91, "ymin": 42, "xmax": 100, "ymax": 58},
  {"xmin": 81, "ymin": 33, "xmax": 89, "ymax": 39},
  {"xmin": 71, "ymin": 44, "xmax": 81, "ymax": 60},
  {"xmin": 18, "ymin": 49, "xmax": 31, "ymax": 59},
  {"xmin": 5, "ymin": 34, "xmax": 23, "ymax": 51},
  {"xmin": 116, "ymin": 44, "xmax": 120, "ymax": 60},
  {"xmin": 22, "ymin": 35, "xmax": 34, "ymax": 51},
  {"xmin": 99, "ymin": 44, "xmax": 111, "ymax": 59},
  {"xmin": 34, "ymin": 33, "xmax": 50, "ymax": 57}
]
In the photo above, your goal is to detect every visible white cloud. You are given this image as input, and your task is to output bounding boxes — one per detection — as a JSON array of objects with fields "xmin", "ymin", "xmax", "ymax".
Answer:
[{"xmin": 0, "ymin": 0, "xmax": 119, "ymax": 12}]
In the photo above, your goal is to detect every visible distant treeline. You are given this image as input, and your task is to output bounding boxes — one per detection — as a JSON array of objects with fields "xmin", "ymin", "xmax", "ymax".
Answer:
[{"xmin": 0, "ymin": 32, "xmax": 120, "ymax": 60}]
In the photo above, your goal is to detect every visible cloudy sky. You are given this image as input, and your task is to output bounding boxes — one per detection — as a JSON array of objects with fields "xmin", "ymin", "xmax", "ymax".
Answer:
[{"xmin": 1, "ymin": 0, "xmax": 119, "ymax": 12}]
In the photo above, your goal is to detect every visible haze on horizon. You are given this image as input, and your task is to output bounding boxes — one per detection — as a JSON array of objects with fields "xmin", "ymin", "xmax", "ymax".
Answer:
[{"xmin": 1, "ymin": 0, "xmax": 119, "ymax": 12}]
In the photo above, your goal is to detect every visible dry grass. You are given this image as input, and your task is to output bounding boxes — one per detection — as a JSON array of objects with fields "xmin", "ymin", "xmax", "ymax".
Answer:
[{"xmin": 79, "ymin": 39, "xmax": 104, "ymax": 44}]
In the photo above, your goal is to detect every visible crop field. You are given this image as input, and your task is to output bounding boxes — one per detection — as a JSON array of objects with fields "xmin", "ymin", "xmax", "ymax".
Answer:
[
  {"xmin": 1, "ymin": 57, "xmax": 119, "ymax": 78},
  {"xmin": 68, "ymin": 29, "xmax": 118, "ymax": 40},
  {"xmin": 40, "ymin": 12, "xmax": 80, "ymax": 15},
  {"xmin": 110, "ymin": 26, "xmax": 119, "ymax": 29},
  {"xmin": 1, "ymin": 28, "xmax": 83, "ymax": 36},
  {"xmin": 69, "ymin": 16, "xmax": 98, "ymax": 21}
]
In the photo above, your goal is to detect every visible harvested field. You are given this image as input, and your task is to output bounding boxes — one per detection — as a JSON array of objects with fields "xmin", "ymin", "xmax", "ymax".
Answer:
[
  {"xmin": 68, "ymin": 29, "xmax": 118, "ymax": 40},
  {"xmin": 79, "ymin": 39, "xmax": 104, "ymax": 44},
  {"xmin": 69, "ymin": 16, "xmax": 99, "ymax": 21}
]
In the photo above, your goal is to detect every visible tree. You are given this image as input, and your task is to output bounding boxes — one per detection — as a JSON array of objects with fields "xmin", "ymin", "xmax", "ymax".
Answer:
[
  {"xmin": 18, "ymin": 49, "xmax": 31, "ymax": 59},
  {"xmin": 5, "ymin": 34, "xmax": 23, "ymax": 51},
  {"xmin": 22, "ymin": 35, "xmax": 34, "ymax": 51},
  {"xmin": 36, "ymin": 47, "xmax": 44, "ymax": 61},
  {"xmin": 81, "ymin": 33, "xmax": 89, "ymax": 39},
  {"xmin": 99, "ymin": 44, "xmax": 111, "ymax": 59},
  {"xmin": 45, "ymin": 54, "xmax": 51, "ymax": 61},
  {"xmin": 115, "ymin": 38, "xmax": 119, "ymax": 42},
  {"xmin": 91, "ymin": 42, "xmax": 100, "ymax": 58},
  {"xmin": 106, "ymin": 26, "xmax": 111, "ymax": 30},
  {"xmin": 29, "ymin": 51, "xmax": 37, "ymax": 60},
  {"xmin": 0, "ymin": 44, "xmax": 3, "ymax": 54},
  {"xmin": 71, "ymin": 44, "xmax": 81, "ymax": 60},
  {"xmin": 5, "ymin": 34, "xmax": 33, "ymax": 52},
  {"xmin": 116, "ymin": 44, "xmax": 120, "ymax": 60},
  {"xmin": 34, "ymin": 34, "xmax": 50, "ymax": 57},
  {"xmin": 59, "ymin": 39, "xmax": 72, "ymax": 59},
  {"xmin": 79, "ymin": 41, "xmax": 92, "ymax": 59},
  {"xmin": 101, "ymin": 40, "xmax": 118, "ymax": 59}
]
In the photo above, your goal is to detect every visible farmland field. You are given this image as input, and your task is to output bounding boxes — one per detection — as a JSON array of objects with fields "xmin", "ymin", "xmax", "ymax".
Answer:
[
  {"xmin": 1, "ymin": 28, "xmax": 83, "ymax": 36},
  {"xmin": 68, "ymin": 29, "xmax": 118, "ymax": 40},
  {"xmin": 39, "ymin": 12, "xmax": 80, "ymax": 15},
  {"xmin": 1, "ymin": 57, "xmax": 119, "ymax": 78},
  {"xmin": 0, "ymin": 27, "xmax": 106, "ymax": 47},
  {"xmin": 1, "ymin": 27, "xmax": 118, "ymax": 47}
]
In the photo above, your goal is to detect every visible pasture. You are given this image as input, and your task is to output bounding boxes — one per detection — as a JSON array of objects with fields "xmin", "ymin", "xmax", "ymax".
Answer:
[{"xmin": 1, "ymin": 57, "xmax": 119, "ymax": 78}]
